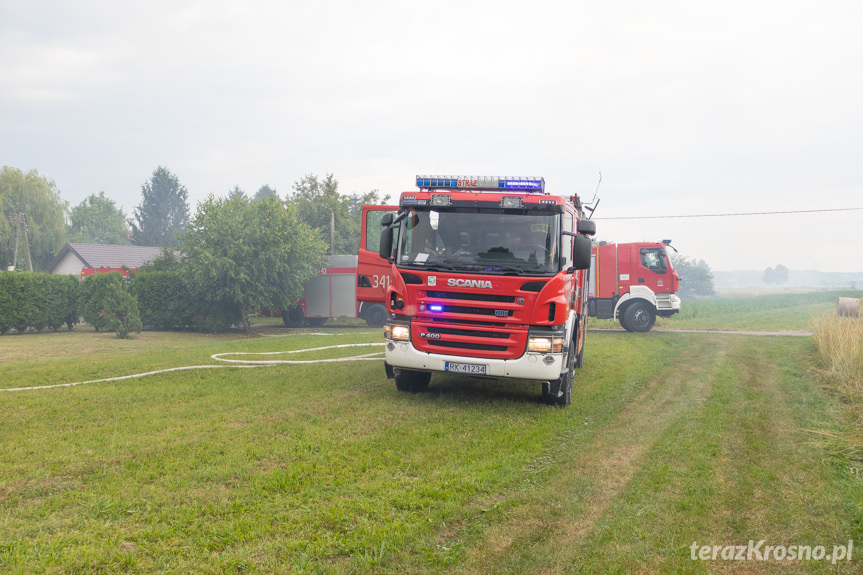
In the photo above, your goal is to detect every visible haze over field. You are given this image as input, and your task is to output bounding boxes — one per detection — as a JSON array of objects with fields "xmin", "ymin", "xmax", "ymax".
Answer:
[{"xmin": 2, "ymin": 1, "xmax": 861, "ymax": 272}]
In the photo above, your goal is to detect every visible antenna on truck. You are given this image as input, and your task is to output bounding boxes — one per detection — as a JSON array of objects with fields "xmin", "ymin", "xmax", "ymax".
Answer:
[{"xmin": 583, "ymin": 172, "xmax": 602, "ymax": 219}]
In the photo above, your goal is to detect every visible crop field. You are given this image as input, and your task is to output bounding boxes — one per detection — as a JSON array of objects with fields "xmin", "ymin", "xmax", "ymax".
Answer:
[{"xmin": 2, "ymin": 291, "xmax": 863, "ymax": 574}]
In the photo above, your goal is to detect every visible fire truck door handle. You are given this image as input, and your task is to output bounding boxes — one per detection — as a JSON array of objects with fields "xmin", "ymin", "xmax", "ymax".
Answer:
[{"xmin": 638, "ymin": 278, "xmax": 645, "ymax": 283}]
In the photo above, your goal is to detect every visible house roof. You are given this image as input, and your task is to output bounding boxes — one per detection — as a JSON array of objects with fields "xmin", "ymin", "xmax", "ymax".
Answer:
[{"xmin": 45, "ymin": 243, "xmax": 164, "ymax": 272}]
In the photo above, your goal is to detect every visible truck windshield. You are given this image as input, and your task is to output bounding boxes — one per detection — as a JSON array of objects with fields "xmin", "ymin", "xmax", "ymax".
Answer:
[{"xmin": 395, "ymin": 209, "xmax": 560, "ymax": 275}]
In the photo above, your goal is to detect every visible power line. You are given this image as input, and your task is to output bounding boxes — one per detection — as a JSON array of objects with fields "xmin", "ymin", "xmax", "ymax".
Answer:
[{"xmin": 595, "ymin": 207, "xmax": 863, "ymax": 220}]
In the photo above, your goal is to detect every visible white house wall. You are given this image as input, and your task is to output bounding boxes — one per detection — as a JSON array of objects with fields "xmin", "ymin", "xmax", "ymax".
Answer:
[{"xmin": 51, "ymin": 252, "xmax": 87, "ymax": 276}]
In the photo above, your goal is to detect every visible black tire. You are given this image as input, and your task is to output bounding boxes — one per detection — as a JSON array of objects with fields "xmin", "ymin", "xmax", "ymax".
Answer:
[
  {"xmin": 306, "ymin": 317, "xmax": 328, "ymax": 327},
  {"xmin": 543, "ymin": 342, "xmax": 574, "ymax": 406},
  {"xmin": 394, "ymin": 369, "xmax": 431, "ymax": 393},
  {"xmin": 622, "ymin": 301, "xmax": 655, "ymax": 333},
  {"xmin": 281, "ymin": 305, "xmax": 304, "ymax": 328},
  {"xmin": 575, "ymin": 338, "xmax": 585, "ymax": 369},
  {"xmin": 575, "ymin": 318, "xmax": 585, "ymax": 368},
  {"xmin": 618, "ymin": 311, "xmax": 631, "ymax": 331},
  {"xmin": 364, "ymin": 304, "xmax": 387, "ymax": 328}
]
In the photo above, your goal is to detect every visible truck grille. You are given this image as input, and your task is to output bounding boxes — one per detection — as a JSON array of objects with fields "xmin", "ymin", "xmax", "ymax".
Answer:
[
  {"xmin": 431, "ymin": 304, "xmax": 512, "ymax": 318},
  {"xmin": 422, "ymin": 326, "xmax": 509, "ymax": 339},
  {"xmin": 412, "ymin": 321, "xmax": 525, "ymax": 359},
  {"xmin": 426, "ymin": 340, "xmax": 508, "ymax": 352},
  {"xmin": 408, "ymin": 281, "xmax": 542, "ymax": 359},
  {"xmin": 426, "ymin": 290, "xmax": 515, "ymax": 303}
]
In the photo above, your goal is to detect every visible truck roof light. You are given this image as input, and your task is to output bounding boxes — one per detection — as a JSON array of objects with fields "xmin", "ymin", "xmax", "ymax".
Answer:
[
  {"xmin": 662, "ymin": 239, "xmax": 672, "ymax": 245},
  {"xmin": 501, "ymin": 196, "xmax": 523, "ymax": 208},
  {"xmin": 429, "ymin": 194, "xmax": 451, "ymax": 207},
  {"xmin": 416, "ymin": 175, "xmax": 545, "ymax": 193}
]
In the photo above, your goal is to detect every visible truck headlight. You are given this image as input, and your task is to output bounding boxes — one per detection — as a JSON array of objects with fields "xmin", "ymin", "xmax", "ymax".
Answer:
[
  {"xmin": 385, "ymin": 324, "xmax": 410, "ymax": 341},
  {"xmin": 528, "ymin": 336, "xmax": 565, "ymax": 353}
]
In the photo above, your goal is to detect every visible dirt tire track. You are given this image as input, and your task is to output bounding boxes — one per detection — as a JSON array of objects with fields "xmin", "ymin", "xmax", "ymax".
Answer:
[{"xmin": 458, "ymin": 336, "xmax": 728, "ymax": 573}]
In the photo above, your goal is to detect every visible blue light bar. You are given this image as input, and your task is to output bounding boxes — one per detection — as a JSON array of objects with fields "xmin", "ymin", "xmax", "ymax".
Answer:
[
  {"xmin": 428, "ymin": 304, "xmax": 444, "ymax": 312},
  {"xmin": 416, "ymin": 175, "xmax": 545, "ymax": 193}
]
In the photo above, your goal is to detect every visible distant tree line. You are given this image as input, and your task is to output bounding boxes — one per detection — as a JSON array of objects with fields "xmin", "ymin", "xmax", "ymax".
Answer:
[{"xmin": 1, "ymin": 164, "xmax": 387, "ymax": 266}]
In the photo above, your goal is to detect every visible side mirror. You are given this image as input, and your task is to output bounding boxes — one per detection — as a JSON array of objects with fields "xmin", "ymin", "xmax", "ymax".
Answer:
[
  {"xmin": 379, "ymin": 227, "xmax": 395, "ymax": 260},
  {"xmin": 571, "ymin": 235, "xmax": 592, "ymax": 270},
  {"xmin": 577, "ymin": 219, "xmax": 596, "ymax": 236}
]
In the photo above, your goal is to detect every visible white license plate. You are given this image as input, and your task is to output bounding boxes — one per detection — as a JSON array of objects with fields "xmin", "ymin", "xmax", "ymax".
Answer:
[{"xmin": 445, "ymin": 361, "xmax": 487, "ymax": 375}]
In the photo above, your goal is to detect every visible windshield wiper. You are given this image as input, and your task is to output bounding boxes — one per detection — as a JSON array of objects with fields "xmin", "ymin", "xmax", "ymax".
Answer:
[
  {"xmin": 469, "ymin": 263, "xmax": 532, "ymax": 275},
  {"xmin": 398, "ymin": 258, "xmax": 459, "ymax": 272},
  {"xmin": 422, "ymin": 263, "xmax": 459, "ymax": 272}
]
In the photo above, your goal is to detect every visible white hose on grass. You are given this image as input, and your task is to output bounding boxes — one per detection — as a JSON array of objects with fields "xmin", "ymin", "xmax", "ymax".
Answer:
[{"xmin": 1, "ymin": 343, "xmax": 385, "ymax": 393}]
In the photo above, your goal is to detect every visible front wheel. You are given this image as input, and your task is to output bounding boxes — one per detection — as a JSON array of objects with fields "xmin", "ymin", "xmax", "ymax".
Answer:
[
  {"xmin": 281, "ymin": 304, "xmax": 304, "ymax": 328},
  {"xmin": 543, "ymin": 342, "xmax": 574, "ymax": 406},
  {"xmin": 364, "ymin": 304, "xmax": 387, "ymax": 328},
  {"xmin": 394, "ymin": 369, "xmax": 431, "ymax": 393},
  {"xmin": 622, "ymin": 301, "xmax": 655, "ymax": 332}
]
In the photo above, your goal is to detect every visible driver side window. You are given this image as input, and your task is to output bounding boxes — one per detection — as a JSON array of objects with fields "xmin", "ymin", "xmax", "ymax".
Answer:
[{"xmin": 640, "ymin": 248, "xmax": 667, "ymax": 273}]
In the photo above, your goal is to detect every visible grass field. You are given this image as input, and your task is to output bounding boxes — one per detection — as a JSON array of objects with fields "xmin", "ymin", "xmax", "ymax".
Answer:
[{"xmin": 2, "ymin": 292, "xmax": 862, "ymax": 574}]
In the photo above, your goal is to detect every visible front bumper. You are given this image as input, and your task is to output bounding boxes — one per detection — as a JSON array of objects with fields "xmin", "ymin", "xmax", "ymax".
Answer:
[
  {"xmin": 656, "ymin": 293, "xmax": 681, "ymax": 317},
  {"xmin": 384, "ymin": 339, "xmax": 564, "ymax": 381}
]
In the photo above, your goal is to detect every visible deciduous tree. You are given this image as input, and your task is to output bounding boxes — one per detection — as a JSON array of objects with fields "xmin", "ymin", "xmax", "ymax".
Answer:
[
  {"xmin": 763, "ymin": 264, "xmax": 789, "ymax": 286},
  {"xmin": 68, "ymin": 191, "xmax": 129, "ymax": 245},
  {"xmin": 671, "ymin": 254, "xmax": 716, "ymax": 297},
  {"xmin": 0, "ymin": 166, "xmax": 68, "ymax": 270},
  {"xmin": 181, "ymin": 194, "xmax": 326, "ymax": 331},
  {"xmin": 288, "ymin": 173, "xmax": 389, "ymax": 254}
]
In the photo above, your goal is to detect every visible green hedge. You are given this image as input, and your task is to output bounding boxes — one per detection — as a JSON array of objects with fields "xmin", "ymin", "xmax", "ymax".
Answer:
[
  {"xmin": 0, "ymin": 272, "xmax": 79, "ymax": 334},
  {"xmin": 131, "ymin": 271, "xmax": 197, "ymax": 330},
  {"xmin": 129, "ymin": 271, "xmax": 239, "ymax": 332},
  {"xmin": 0, "ymin": 270, "xmax": 241, "ymax": 335}
]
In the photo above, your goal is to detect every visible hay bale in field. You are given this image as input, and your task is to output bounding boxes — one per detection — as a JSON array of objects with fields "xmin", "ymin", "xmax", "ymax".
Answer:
[{"xmin": 836, "ymin": 297, "xmax": 860, "ymax": 317}]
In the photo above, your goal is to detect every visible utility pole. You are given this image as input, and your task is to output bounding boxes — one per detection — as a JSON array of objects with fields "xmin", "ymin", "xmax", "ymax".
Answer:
[
  {"xmin": 330, "ymin": 211, "xmax": 335, "ymax": 255},
  {"xmin": 22, "ymin": 213, "xmax": 33, "ymax": 271},
  {"xmin": 9, "ymin": 212, "xmax": 34, "ymax": 272},
  {"xmin": 10, "ymin": 212, "xmax": 21, "ymax": 271}
]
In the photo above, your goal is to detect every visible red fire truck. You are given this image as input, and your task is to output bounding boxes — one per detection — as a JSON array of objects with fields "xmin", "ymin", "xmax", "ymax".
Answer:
[
  {"xmin": 378, "ymin": 176, "xmax": 595, "ymax": 406},
  {"xmin": 80, "ymin": 267, "xmax": 133, "ymax": 279},
  {"xmin": 588, "ymin": 241, "xmax": 681, "ymax": 332},
  {"xmin": 276, "ymin": 204, "xmax": 397, "ymax": 328}
]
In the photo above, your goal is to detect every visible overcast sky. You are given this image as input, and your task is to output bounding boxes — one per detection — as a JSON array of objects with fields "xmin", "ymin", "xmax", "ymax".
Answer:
[{"xmin": 2, "ymin": 0, "xmax": 861, "ymax": 272}]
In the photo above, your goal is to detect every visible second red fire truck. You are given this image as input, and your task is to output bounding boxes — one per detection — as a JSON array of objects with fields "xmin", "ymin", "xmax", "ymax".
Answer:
[
  {"xmin": 588, "ymin": 241, "xmax": 681, "ymax": 332},
  {"xmin": 378, "ymin": 176, "xmax": 596, "ymax": 406}
]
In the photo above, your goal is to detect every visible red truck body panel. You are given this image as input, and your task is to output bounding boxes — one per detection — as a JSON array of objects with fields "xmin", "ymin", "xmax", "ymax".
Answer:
[{"xmin": 80, "ymin": 267, "xmax": 133, "ymax": 279}]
